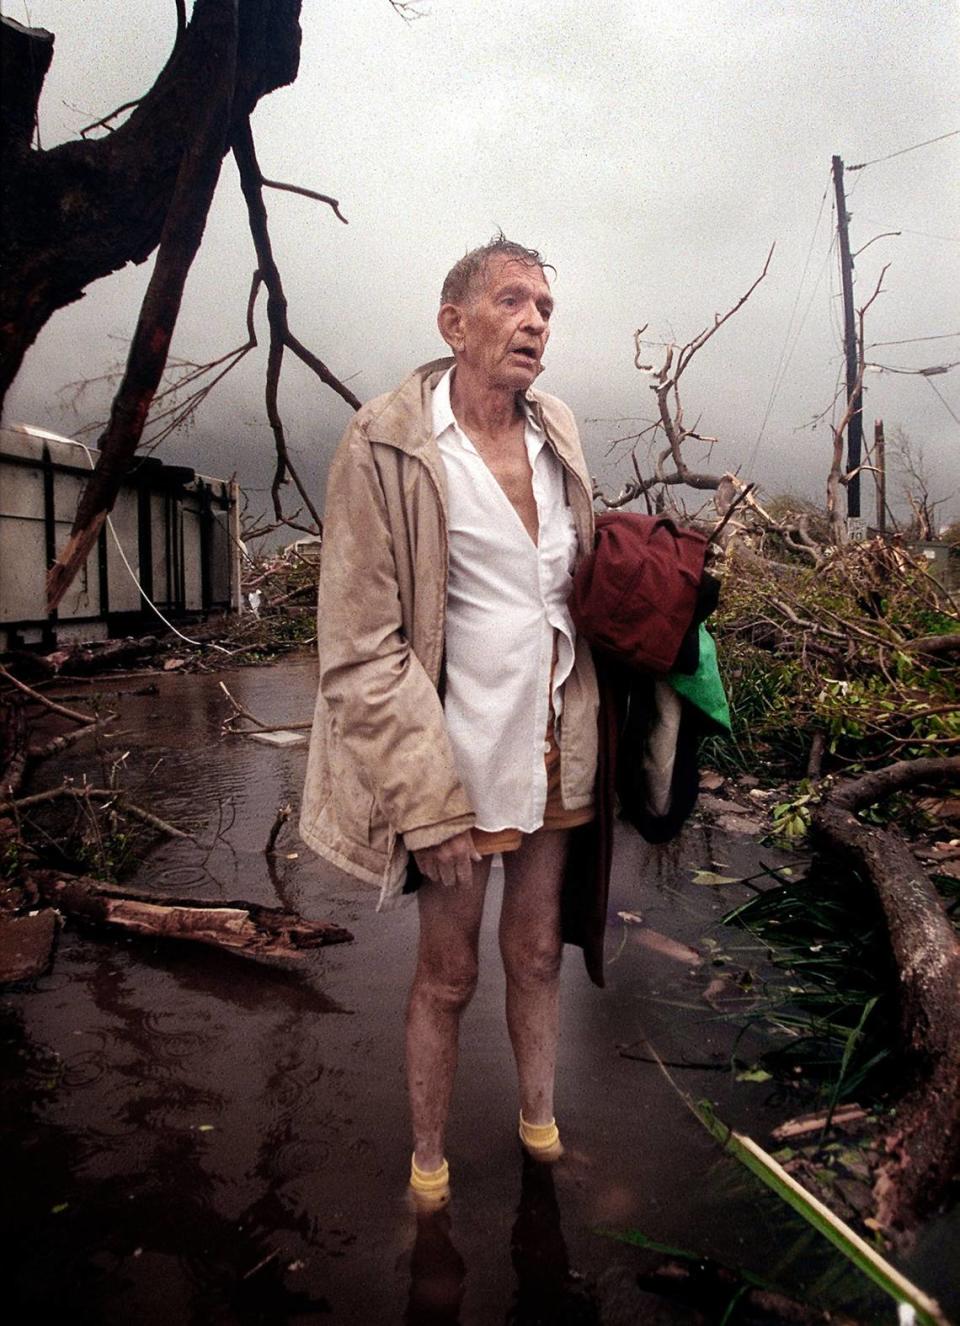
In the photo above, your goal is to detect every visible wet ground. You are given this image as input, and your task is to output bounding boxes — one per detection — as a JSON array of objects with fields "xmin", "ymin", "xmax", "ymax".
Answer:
[{"xmin": 3, "ymin": 655, "xmax": 957, "ymax": 1324}]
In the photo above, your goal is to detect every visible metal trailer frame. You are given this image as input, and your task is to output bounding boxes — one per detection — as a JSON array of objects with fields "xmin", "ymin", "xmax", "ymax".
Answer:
[{"xmin": 0, "ymin": 426, "xmax": 242, "ymax": 651}]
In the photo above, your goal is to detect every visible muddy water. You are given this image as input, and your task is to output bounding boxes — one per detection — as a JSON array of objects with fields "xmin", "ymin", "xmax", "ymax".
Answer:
[{"xmin": 3, "ymin": 656, "xmax": 955, "ymax": 1323}]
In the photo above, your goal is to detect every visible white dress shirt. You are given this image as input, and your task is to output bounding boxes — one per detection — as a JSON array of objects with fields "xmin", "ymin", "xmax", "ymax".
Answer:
[{"xmin": 432, "ymin": 367, "xmax": 579, "ymax": 832}]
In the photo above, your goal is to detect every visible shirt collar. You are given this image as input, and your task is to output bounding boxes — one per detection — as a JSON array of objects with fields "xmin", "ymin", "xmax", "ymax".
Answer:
[{"xmin": 432, "ymin": 366, "xmax": 543, "ymax": 446}]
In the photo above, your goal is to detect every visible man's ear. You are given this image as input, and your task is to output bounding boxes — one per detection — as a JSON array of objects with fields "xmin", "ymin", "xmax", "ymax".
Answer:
[{"xmin": 437, "ymin": 303, "xmax": 465, "ymax": 353}]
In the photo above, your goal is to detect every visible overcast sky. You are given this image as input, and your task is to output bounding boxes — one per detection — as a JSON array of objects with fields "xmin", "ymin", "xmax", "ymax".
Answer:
[{"xmin": 5, "ymin": 0, "xmax": 959, "ymax": 530}]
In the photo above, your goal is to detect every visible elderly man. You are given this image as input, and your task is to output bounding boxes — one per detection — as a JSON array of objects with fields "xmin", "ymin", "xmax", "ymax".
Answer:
[{"xmin": 300, "ymin": 236, "xmax": 599, "ymax": 1203}]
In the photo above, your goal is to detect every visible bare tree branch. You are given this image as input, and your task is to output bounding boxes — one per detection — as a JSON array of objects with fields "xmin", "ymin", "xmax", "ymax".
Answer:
[
  {"xmin": 232, "ymin": 115, "xmax": 360, "ymax": 530},
  {"xmin": 261, "ymin": 176, "xmax": 348, "ymax": 224}
]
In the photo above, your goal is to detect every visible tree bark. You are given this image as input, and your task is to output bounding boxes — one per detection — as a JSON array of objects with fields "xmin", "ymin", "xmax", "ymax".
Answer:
[
  {"xmin": 812, "ymin": 757, "xmax": 960, "ymax": 1233},
  {"xmin": 30, "ymin": 869, "xmax": 352, "ymax": 961}
]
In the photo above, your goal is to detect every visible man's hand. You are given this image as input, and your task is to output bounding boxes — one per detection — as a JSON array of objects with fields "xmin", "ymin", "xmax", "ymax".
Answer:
[{"xmin": 413, "ymin": 830, "xmax": 482, "ymax": 888}]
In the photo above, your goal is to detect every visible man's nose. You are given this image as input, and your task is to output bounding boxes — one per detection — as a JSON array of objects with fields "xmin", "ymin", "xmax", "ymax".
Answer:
[{"xmin": 521, "ymin": 302, "xmax": 547, "ymax": 334}]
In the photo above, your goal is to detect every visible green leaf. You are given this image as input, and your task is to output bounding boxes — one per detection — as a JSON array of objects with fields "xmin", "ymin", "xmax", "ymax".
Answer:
[
  {"xmin": 692, "ymin": 870, "xmax": 744, "ymax": 886},
  {"xmin": 736, "ymin": 1066, "xmax": 773, "ymax": 1083}
]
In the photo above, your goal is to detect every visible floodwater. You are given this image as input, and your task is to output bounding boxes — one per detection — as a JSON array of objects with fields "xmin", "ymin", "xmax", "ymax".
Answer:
[{"xmin": 3, "ymin": 656, "xmax": 956, "ymax": 1324}]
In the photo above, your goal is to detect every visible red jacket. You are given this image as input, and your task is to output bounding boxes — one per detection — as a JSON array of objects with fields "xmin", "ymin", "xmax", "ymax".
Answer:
[{"xmin": 562, "ymin": 513, "xmax": 710, "ymax": 987}]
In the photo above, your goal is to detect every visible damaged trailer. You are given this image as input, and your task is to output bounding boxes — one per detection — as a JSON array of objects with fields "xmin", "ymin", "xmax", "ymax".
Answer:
[{"xmin": 0, "ymin": 425, "xmax": 241, "ymax": 650}]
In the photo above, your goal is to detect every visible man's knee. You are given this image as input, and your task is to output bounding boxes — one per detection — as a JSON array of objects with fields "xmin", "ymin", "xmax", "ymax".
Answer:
[
  {"xmin": 501, "ymin": 934, "xmax": 562, "ymax": 987},
  {"xmin": 413, "ymin": 952, "xmax": 480, "ymax": 1012}
]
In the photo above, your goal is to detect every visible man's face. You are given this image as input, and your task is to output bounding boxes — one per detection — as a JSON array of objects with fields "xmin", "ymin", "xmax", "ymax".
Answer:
[{"xmin": 450, "ymin": 256, "xmax": 554, "ymax": 391}]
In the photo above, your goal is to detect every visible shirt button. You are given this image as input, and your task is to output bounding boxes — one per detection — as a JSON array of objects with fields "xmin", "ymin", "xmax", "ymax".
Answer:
[{"xmin": 543, "ymin": 740, "xmax": 552, "ymax": 754}]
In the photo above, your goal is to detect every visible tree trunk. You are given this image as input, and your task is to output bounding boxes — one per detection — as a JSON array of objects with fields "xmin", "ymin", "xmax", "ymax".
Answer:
[{"xmin": 812, "ymin": 757, "xmax": 960, "ymax": 1233}]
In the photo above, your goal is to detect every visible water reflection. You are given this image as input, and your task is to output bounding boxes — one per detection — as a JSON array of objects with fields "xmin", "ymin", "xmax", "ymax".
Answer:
[
  {"xmin": 6, "ymin": 659, "xmax": 937, "ymax": 1322},
  {"xmin": 405, "ymin": 1154, "xmax": 600, "ymax": 1326}
]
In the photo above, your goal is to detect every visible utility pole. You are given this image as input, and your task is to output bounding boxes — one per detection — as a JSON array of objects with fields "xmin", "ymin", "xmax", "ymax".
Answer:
[
  {"xmin": 832, "ymin": 154, "xmax": 863, "ymax": 527},
  {"xmin": 875, "ymin": 419, "xmax": 886, "ymax": 534}
]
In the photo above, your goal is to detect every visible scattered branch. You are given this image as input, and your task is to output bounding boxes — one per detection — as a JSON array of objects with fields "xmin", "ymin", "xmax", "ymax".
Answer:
[
  {"xmin": 0, "ymin": 663, "xmax": 99, "ymax": 725},
  {"xmin": 0, "ymin": 781, "xmax": 193, "ymax": 838}
]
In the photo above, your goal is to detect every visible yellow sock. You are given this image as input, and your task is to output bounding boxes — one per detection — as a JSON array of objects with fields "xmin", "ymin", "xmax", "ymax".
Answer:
[
  {"xmin": 518, "ymin": 1112, "xmax": 563, "ymax": 1159},
  {"xmin": 409, "ymin": 1154, "xmax": 450, "ymax": 1199}
]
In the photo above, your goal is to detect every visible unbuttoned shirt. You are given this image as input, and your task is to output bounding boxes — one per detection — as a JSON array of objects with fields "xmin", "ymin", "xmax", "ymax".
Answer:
[{"xmin": 432, "ymin": 367, "xmax": 579, "ymax": 833}]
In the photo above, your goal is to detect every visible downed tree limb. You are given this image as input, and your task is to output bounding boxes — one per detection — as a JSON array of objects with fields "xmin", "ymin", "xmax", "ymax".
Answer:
[
  {"xmin": 0, "ymin": 782, "xmax": 193, "ymax": 839},
  {"xmin": 27, "ymin": 717, "xmax": 119, "ymax": 762},
  {"xmin": 908, "ymin": 632, "xmax": 960, "ymax": 657},
  {"xmin": 812, "ymin": 757, "xmax": 960, "ymax": 1235},
  {"xmin": 219, "ymin": 680, "xmax": 310, "ymax": 733},
  {"xmin": 30, "ymin": 870, "xmax": 352, "ymax": 960},
  {"xmin": 0, "ymin": 663, "xmax": 98, "ymax": 724}
]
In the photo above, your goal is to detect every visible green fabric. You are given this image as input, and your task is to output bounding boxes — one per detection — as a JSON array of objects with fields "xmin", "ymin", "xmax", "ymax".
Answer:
[{"xmin": 668, "ymin": 624, "xmax": 731, "ymax": 733}]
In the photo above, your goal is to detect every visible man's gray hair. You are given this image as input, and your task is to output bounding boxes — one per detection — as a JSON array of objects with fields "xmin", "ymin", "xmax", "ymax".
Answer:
[{"xmin": 440, "ymin": 233, "xmax": 553, "ymax": 306}]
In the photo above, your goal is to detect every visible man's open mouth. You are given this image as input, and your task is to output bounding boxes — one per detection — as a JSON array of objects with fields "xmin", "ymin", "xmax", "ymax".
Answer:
[{"xmin": 510, "ymin": 347, "xmax": 538, "ymax": 360}]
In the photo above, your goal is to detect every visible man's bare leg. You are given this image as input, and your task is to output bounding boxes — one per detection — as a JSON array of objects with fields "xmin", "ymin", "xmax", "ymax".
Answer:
[
  {"xmin": 406, "ymin": 855, "xmax": 492, "ymax": 1172},
  {"xmin": 499, "ymin": 829, "xmax": 569, "ymax": 1129}
]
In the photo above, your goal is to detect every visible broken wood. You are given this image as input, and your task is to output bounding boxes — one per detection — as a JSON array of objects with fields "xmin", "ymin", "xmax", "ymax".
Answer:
[
  {"xmin": 27, "ymin": 717, "xmax": 119, "ymax": 762},
  {"xmin": 30, "ymin": 870, "xmax": 352, "ymax": 960},
  {"xmin": 771, "ymin": 1105, "xmax": 867, "ymax": 1143},
  {"xmin": 813, "ymin": 756, "xmax": 960, "ymax": 1234},
  {"xmin": 0, "ymin": 908, "xmax": 60, "ymax": 985},
  {"xmin": 0, "ymin": 663, "xmax": 98, "ymax": 724}
]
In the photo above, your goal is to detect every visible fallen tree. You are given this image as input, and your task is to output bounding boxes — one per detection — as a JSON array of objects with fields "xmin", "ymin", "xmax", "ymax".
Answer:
[
  {"xmin": 1, "ymin": 3, "xmax": 363, "ymax": 613},
  {"xmin": 813, "ymin": 757, "xmax": 960, "ymax": 1235}
]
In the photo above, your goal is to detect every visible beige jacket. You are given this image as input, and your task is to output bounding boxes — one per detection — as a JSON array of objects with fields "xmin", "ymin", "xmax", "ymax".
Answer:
[{"xmin": 299, "ymin": 357, "xmax": 599, "ymax": 906}]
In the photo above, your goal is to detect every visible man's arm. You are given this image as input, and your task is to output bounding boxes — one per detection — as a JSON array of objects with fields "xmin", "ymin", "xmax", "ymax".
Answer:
[{"xmin": 317, "ymin": 421, "xmax": 475, "ymax": 854}]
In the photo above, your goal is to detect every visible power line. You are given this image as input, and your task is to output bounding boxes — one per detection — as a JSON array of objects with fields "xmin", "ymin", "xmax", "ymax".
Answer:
[
  {"xmin": 869, "ymin": 360, "xmax": 959, "ymax": 376},
  {"xmin": 924, "ymin": 375, "xmax": 960, "ymax": 427},
  {"xmin": 848, "ymin": 128, "xmax": 960, "ymax": 171},
  {"xmin": 746, "ymin": 180, "xmax": 832, "ymax": 472},
  {"xmin": 870, "ymin": 332, "xmax": 960, "ymax": 348},
  {"xmin": 863, "ymin": 220, "xmax": 959, "ymax": 243}
]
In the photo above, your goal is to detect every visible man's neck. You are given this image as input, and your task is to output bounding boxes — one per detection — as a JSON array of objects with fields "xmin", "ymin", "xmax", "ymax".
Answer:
[{"xmin": 449, "ymin": 363, "xmax": 523, "ymax": 439}]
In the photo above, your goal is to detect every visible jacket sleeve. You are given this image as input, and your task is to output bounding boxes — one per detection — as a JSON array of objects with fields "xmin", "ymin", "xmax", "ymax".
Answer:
[{"xmin": 316, "ymin": 421, "xmax": 475, "ymax": 851}]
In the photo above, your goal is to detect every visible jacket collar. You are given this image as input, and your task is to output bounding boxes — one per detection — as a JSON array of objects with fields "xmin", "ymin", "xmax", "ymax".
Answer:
[
  {"xmin": 364, "ymin": 357, "xmax": 578, "ymax": 467},
  {"xmin": 432, "ymin": 364, "xmax": 543, "ymax": 447}
]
